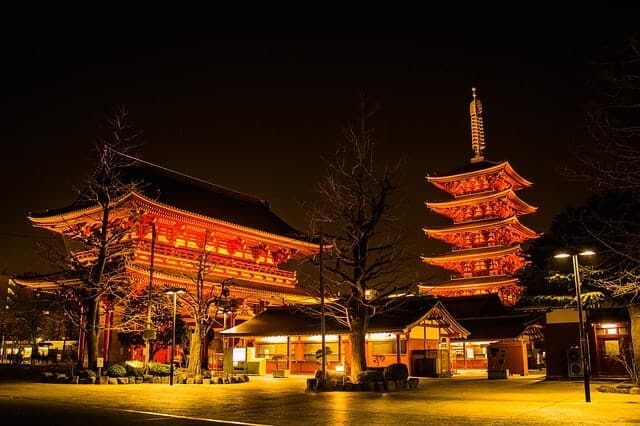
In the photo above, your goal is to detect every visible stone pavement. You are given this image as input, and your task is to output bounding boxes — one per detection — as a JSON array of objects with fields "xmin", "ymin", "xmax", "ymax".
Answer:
[{"xmin": 0, "ymin": 372, "xmax": 638, "ymax": 425}]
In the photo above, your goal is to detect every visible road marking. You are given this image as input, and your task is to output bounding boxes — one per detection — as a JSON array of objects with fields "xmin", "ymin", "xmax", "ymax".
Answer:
[{"xmin": 120, "ymin": 409, "xmax": 271, "ymax": 425}]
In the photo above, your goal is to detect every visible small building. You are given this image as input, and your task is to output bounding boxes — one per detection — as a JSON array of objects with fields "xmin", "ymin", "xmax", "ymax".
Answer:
[
  {"xmin": 221, "ymin": 297, "xmax": 469, "ymax": 377},
  {"xmin": 442, "ymin": 295, "xmax": 544, "ymax": 376},
  {"xmin": 544, "ymin": 307, "xmax": 632, "ymax": 379}
]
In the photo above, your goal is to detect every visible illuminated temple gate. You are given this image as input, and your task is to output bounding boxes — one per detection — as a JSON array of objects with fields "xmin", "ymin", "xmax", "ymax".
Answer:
[{"xmin": 16, "ymin": 156, "xmax": 319, "ymax": 366}]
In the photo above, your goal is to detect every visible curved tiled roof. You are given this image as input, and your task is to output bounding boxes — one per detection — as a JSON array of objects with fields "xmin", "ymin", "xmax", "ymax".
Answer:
[{"xmin": 30, "ymin": 156, "xmax": 308, "ymax": 241}]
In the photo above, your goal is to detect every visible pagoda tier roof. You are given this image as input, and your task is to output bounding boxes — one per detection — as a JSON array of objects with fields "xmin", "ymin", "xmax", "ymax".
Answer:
[
  {"xmin": 421, "ymin": 244, "xmax": 521, "ymax": 264},
  {"xmin": 427, "ymin": 160, "xmax": 532, "ymax": 192},
  {"xmin": 425, "ymin": 188, "xmax": 537, "ymax": 214},
  {"xmin": 221, "ymin": 297, "xmax": 469, "ymax": 338},
  {"xmin": 29, "ymin": 155, "xmax": 311, "ymax": 243},
  {"xmin": 423, "ymin": 216, "xmax": 538, "ymax": 239},
  {"xmin": 418, "ymin": 275, "xmax": 519, "ymax": 292}
]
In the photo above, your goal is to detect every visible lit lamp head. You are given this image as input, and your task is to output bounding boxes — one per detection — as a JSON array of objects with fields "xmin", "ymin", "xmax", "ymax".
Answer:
[
  {"xmin": 164, "ymin": 288, "xmax": 186, "ymax": 296},
  {"xmin": 554, "ymin": 250, "xmax": 595, "ymax": 259}
]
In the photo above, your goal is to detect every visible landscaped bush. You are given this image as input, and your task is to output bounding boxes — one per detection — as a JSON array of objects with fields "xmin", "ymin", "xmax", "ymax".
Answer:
[
  {"xmin": 357, "ymin": 369, "xmax": 384, "ymax": 385},
  {"xmin": 148, "ymin": 361, "xmax": 171, "ymax": 377},
  {"xmin": 106, "ymin": 363, "xmax": 127, "ymax": 377},
  {"xmin": 79, "ymin": 369, "xmax": 97, "ymax": 379},
  {"xmin": 383, "ymin": 363, "xmax": 409, "ymax": 381},
  {"xmin": 125, "ymin": 360, "xmax": 145, "ymax": 377}
]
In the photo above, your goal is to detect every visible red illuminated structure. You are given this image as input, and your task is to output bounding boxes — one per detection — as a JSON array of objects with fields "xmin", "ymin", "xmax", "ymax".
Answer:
[
  {"xmin": 419, "ymin": 88, "xmax": 538, "ymax": 306},
  {"xmin": 16, "ymin": 156, "xmax": 319, "ymax": 366}
]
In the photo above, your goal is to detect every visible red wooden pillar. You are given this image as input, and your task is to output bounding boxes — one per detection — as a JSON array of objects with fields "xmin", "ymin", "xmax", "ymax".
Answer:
[
  {"xmin": 286, "ymin": 336, "xmax": 291, "ymax": 370},
  {"xmin": 396, "ymin": 333, "xmax": 401, "ymax": 364}
]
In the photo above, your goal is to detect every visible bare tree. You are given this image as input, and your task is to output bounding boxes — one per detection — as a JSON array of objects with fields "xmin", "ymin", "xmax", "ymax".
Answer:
[
  {"xmin": 302, "ymin": 98, "xmax": 412, "ymax": 383},
  {"xmin": 33, "ymin": 106, "xmax": 144, "ymax": 371},
  {"xmin": 178, "ymin": 231, "xmax": 237, "ymax": 377},
  {"xmin": 572, "ymin": 38, "xmax": 640, "ymax": 383}
]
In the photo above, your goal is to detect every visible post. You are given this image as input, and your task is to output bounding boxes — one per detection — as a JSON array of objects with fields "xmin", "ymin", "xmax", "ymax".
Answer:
[
  {"xmin": 144, "ymin": 222, "xmax": 157, "ymax": 372},
  {"xmin": 571, "ymin": 254, "xmax": 591, "ymax": 403},
  {"xmin": 170, "ymin": 291, "xmax": 177, "ymax": 386},
  {"xmin": 319, "ymin": 228, "xmax": 326, "ymax": 386}
]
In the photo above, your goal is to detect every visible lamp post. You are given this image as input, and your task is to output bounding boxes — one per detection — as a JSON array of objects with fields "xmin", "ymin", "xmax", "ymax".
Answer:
[
  {"xmin": 319, "ymin": 227, "xmax": 326, "ymax": 387},
  {"xmin": 164, "ymin": 287, "xmax": 185, "ymax": 386},
  {"xmin": 554, "ymin": 250, "xmax": 595, "ymax": 403}
]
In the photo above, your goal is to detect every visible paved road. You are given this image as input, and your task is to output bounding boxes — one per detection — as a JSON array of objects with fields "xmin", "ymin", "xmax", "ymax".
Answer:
[{"xmin": 0, "ymin": 373, "xmax": 638, "ymax": 425}]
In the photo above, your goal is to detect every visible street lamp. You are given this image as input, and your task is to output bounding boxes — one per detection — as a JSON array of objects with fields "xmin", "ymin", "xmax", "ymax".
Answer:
[
  {"xmin": 554, "ymin": 249, "xmax": 595, "ymax": 403},
  {"xmin": 164, "ymin": 287, "xmax": 185, "ymax": 386},
  {"xmin": 319, "ymin": 227, "xmax": 326, "ymax": 388}
]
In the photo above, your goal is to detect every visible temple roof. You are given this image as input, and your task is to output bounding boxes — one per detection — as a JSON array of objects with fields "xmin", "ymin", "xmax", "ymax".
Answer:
[
  {"xmin": 423, "ymin": 216, "xmax": 538, "ymax": 238},
  {"xmin": 221, "ymin": 297, "xmax": 470, "ymax": 338},
  {"xmin": 439, "ymin": 295, "xmax": 543, "ymax": 340},
  {"xmin": 457, "ymin": 315, "xmax": 543, "ymax": 341},
  {"xmin": 425, "ymin": 188, "xmax": 537, "ymax": 214},
  {"xmin": 421, "ymin": 244, "xmax": 521, "ymax": 263},
  {"xmin": 419, "ymin": 275, "xmax": 520, "ymax": 291},
  {"xmin": 427, "ymin": 160, "xmax": 532, "ymax": 190},
  {"xmin": 29, "ymin": 156, "xmax": 308, "ymax": 241},
  {"xmin": 439, "ymin": 294, "xmax": 507, "ymax": 318}
]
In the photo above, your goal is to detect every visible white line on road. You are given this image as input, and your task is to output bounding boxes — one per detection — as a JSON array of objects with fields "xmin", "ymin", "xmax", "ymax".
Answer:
[{"xmin": 119, "ymin": 408, "xmax": 272, "ymax": 425}]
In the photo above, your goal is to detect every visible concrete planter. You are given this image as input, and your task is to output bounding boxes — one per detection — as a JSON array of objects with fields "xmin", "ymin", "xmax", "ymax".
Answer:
[
  {"xmin": 98, "ymin": 376, "xmax": 108, "ymax": 385},
  {"xmin": 488, "ymin": 369, "xmax": 508, "ymax": 380},
  {"xmin": 272, "ymin": 369, "xmax": 289, "ymax": 378},
  {"xmin": 161, "ymin": 377, "xmax": 170, "ymax": 384},
  {"xmin": 108, "ymin": 378, "xmax": 118, "ymax": 385},
  {"xmin": 202, "ymin": 378, "xmax": 211, "ymax": 385}
]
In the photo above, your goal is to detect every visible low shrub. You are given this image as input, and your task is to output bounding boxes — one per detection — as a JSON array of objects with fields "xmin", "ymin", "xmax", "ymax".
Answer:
[
  {"xmin": 383, "ymin": 363, "xmax": 409, "ymax": 381},
  {"xmin": 125, "ymin": 360, "xmax": 145, "ymax": 377},
  {"xmin": 148, "ymin": 361, "xmax": 171, "ymax": 377},
  {"xmin": 106, "ymin": 363, "xmax": 127, "ymax": 378},
  {"xmin": 79, "ymin": 369, "xmax": 97, "ymax": 379},
  {"xmin": 357, "ymin": 369, "xmax": 383, "ymax": 385}
]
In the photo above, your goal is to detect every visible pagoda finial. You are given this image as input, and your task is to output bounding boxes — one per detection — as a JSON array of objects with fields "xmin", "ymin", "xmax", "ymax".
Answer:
[{"xmin": 469, "ymin": 87, "xmax": 485, "ymax": 163}]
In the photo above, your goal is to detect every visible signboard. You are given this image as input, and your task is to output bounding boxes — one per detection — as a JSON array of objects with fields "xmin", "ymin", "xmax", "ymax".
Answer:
[
  {"xmin": 56, "ymin": 353, "xmax": 62, "ymax": 362},
  {"xmin": 96, "ymin": 357, "xmax": 104, "ymax": 368}
]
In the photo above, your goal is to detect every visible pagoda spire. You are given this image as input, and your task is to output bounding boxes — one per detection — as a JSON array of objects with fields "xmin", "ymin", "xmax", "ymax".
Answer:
[{"xmin": 470, "ymin": 87, "xmax": 486, "ymax": 163}]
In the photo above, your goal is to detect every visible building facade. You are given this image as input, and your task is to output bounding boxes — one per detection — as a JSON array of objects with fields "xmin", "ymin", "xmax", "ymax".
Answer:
[{"xmin": 15, "ymin": 155, "xmax": 319, "ymax": 367}]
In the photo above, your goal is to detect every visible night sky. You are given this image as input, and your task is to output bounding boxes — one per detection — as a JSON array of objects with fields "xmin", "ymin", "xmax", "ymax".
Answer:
[{"xmin": 1, "ymin": 6, "xmax": 637, "ymax": 279}]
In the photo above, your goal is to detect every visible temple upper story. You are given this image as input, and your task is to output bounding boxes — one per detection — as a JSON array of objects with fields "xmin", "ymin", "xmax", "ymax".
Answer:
[
  {"xmin": 423, "ymin": 216, "xmax": 538, "ymax": 249},
  {"xmin": 427, "ymin": 160, "xmax": 533, "ymax": 198},
  {"xmin": 426, "ymin": 189, "xmax": 537, "ymax": 223},
  {"xmin": 28, "ymin": 155, "xmax": 319, "ymax": 289}
]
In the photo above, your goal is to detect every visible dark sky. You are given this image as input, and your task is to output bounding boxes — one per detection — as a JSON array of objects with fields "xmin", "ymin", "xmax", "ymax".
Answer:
[{"xmin": 1, "ymin": 6, "xmax": 637, "ymax": 278}]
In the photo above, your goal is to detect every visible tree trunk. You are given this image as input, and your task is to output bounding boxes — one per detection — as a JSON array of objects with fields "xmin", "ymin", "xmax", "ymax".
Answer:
[
  {"xmin": 350, "ymin": 326, "xmax": 368, "ymax": 383},
  {"xmin": 628, "ymin": 303, "xmax": 640, "ymax": 384},
  {"xmin": 85, "ymin": 298, "xmax": 100, "ymax": 371},
  {"xmin": 186, "ymin": 322, "xmax": 202, "ymax": 377}
]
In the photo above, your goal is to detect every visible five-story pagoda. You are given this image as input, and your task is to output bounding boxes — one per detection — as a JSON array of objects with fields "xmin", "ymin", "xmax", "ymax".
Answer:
[{"xmin": 419, "ymin": 88, "xmax": 538, "ymax": 306}]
